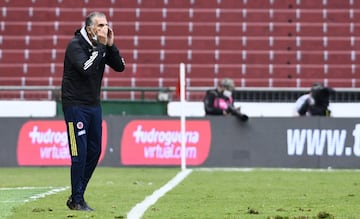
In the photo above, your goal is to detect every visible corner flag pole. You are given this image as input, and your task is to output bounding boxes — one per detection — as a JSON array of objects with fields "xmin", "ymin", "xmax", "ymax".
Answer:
[{"xmin": 179, "ymin": 63, "xmax": 186, "ymax": 170}]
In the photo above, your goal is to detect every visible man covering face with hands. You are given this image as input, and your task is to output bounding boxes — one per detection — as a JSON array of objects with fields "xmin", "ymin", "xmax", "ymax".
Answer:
[
  {"xmin": 86, "ymin": 12, "xmax": 112, "ymax": 46},
  {"xmin": 61, "ymin": 11, "xmax": 125, "ymax": 211}
]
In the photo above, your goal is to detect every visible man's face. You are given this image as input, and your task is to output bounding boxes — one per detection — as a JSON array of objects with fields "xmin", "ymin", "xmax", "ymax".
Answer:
[{"xmin": 91, "ymin": 16, "xmax": 109, "ymax": 36}]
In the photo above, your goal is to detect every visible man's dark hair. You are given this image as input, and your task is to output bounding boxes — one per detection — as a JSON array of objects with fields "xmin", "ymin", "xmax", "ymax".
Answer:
[{"xmin": 85, "ymin": 12, "xmax": 106, "ymax": 27}]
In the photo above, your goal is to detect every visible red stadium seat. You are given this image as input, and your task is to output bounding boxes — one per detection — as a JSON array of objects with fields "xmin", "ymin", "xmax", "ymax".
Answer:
[
  {"xmin": 1, "ymin": 0, "xmax": 52, "ymax": 7},
  {"xmin": 217, "ymin": 9, "xmax": 245, "ymax": 22},
  {"xmin": 161, "ymin": 36, "xmax": 191, "ymax": 50},
  {"xmin": 0, "ymin": 49, "xmax": 64, "ymax": 64},
  {"xmin": 163, "ymin": 9, "xmax": 191, "ymax": 21},
  {"xmin": 332, "ymin": 1, "xmax": 355, "ymax": 9},
  {"xmin": 190, "ymin": 9, "xmax": 219, "ymax": 22},
  {"xmin": 0, "ymin": 0, "xmax": 359, "ymax": 100},
  {"xmin": 212, "ymin": 0, "xmax": 246, "ymax": 9},
  {"xmin": 135, "ymin": 9, "xmax": 164, "ymax": 22}
]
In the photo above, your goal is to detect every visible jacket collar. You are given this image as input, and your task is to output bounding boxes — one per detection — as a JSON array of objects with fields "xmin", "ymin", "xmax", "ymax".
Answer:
[{"xmin": 80, "ymin": 26, "xmax": 94, "ymax": 47}]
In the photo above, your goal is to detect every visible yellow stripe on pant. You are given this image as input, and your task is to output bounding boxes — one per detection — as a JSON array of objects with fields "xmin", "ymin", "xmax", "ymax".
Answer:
[{"xmin": 68, "ymin": 122, "xmax": 78, "ymax": 157}]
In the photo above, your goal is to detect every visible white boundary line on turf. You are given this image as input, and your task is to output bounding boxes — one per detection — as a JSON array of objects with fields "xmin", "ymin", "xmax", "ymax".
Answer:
[
  {"xmin": 0, "ymin": 186, "xmax": 63, "ymax": 190},
  {"xmin": 24, "ymin": 186, "xmax": 69, "ymax": 202},
  {"xmin": 127, "ymin": 169, "xmax": 193, "ymax": 219},
  {"xmin": 0, "ymin": 186, "xmax": 69, "ymax": 203},
  {"xmin": 194, "ymin": 167, "xmax": 360, "ymax": 172}
]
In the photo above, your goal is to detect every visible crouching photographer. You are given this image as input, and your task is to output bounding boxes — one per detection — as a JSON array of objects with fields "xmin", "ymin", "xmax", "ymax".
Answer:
[
  {"xmin": 203, "ymin": 78, "xmax": 249, "ymax": 122},
  {"xmin": 296, "ymin": 83, "xmax": 335, "ymax": 116}
]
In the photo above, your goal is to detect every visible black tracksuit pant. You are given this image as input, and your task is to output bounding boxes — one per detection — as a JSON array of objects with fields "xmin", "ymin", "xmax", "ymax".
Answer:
[{"xmin": 63, "ymin": 105, "xmax": 102, "ymax": 204}]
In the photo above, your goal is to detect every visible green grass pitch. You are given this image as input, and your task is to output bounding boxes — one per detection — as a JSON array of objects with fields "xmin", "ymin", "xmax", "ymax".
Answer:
[{"xmin": 0, "ymin": 167, "xmax": 359, "ymax": 219}]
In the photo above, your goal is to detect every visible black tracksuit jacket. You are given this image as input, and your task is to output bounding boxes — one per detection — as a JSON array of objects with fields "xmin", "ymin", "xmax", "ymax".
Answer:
[{"xmin": 61, "ymin": 29, "xmax": 125, "ymax": 107}]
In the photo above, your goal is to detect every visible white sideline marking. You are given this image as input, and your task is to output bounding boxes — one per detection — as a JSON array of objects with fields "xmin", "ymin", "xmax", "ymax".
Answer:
[
  {"xmin": 0, "ymin": 186, "xmax": 63, "ymax": 190},
  {"xmin": 24, "ymin": 186, "xmax": 69, "ymax": 202},
  {"xmin": 194, "ymin": 167, "xmax": 360, "ymax": 172},
  {"xmin": 196, "ymin": 168, "xmax": 254, "ymax": 172},
  {"xmin": 0, "ymin": 186, "xmax": 69, "ymax": 203},
  {"xmin": 127, "ymin": 169, "xmax": 192, "ymax": 219}
]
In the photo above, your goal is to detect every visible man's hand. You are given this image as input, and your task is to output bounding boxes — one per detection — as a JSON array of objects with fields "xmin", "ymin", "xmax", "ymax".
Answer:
[
  {"xmin": 106, "ymin": 28, "xmax": 114, "ymax": 46},
  {"xmin": 96, "ymin": 28, "xmax": 108, "ymax": 46}
]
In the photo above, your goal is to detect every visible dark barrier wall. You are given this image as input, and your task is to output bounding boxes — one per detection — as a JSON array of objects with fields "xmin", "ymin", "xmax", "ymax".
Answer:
[
  {"xmin": 1, "ymin": 116, "xmax": 360, "ymax": 169},
  {"xmin": 0, "ymin": 118, "xmax": 28, "ymax": 166},
  {"xmin": 56, "ymin": 101, "xmax": 168, "ymax": 116}
]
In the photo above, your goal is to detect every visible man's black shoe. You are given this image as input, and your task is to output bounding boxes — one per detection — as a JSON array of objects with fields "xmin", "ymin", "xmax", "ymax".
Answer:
[
  {"xmin": 77, "ymin": 201, "xmax": 94, "ymax": 211},
  {"xmin": 66, "ymin": 196, "xmax": 76, "ymax": 210},
  {"xmin": 66, "ymin": 197, "xmax": 94, "ymax": 211}
]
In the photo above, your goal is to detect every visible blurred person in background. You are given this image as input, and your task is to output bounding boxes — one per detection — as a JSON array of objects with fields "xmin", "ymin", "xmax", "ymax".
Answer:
[
  {"xmin": 203, "ymin": 78, "xmax": 248, "ymax": 122},
  {"xmin": 294, "ymin": 82, "xmax": 335, "ymax": 116},
  {"xmin": 61, "ymin": 11, "xmax": 125, "ymax": 211}
]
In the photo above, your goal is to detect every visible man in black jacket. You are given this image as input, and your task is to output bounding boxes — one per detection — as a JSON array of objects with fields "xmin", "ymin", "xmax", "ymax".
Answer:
[{"xmin": 61, "ymin": 11, "xmax": 125, "ymax": 211}]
